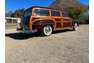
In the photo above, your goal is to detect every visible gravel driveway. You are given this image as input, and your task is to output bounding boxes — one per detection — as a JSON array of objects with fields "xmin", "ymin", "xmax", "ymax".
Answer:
[{"xmin": 5, "ymin": 25, "xmax": 89, "ymax": 63}]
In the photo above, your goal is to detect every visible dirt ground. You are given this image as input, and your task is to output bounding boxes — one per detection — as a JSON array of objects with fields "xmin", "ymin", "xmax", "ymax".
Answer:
[
  {"xmin": 5, "ymin": 25, "xmax": 89, "ymax": 63},
  {"xmin": 5, "ymin": 23, "xmax": 18, "ymax": 29}
]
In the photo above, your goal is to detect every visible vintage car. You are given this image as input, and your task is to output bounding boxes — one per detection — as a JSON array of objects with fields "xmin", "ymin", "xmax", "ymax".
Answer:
[{"xmin": 17, "ymin": 6, "xmax": 79, "ymax": 36}]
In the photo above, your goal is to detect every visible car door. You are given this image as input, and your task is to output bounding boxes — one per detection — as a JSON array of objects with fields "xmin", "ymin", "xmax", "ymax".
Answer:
[
  {"xmin": 62, "ymin": 12, "xmax": 72, "ymax": 28},
  {"xmin": 51, "ymin": 11, "xmax": 62, "ymax": 29}
]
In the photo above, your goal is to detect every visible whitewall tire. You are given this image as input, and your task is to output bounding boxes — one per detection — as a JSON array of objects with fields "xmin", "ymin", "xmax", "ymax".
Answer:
[
  {"xmin": 73, "ymin": 23, "xmax": 78, "ymax": 31},
  {"xmin": 42, "ymin": 26, "xmax": 52, "ymax": 36}
]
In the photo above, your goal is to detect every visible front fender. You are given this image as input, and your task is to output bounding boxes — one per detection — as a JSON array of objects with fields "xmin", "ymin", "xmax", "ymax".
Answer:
[{"xmin": 72, "ymin": 18, "xmax": 79, "ymax": 26}]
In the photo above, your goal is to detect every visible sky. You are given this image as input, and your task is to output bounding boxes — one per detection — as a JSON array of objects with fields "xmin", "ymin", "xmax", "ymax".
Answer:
[{"xmin": 5, "ymin": 0, "xmax": 89, "ymax": 13}]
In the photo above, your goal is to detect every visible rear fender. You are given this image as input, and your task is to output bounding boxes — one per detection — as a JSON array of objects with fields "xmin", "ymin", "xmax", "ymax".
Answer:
[
  {"xmin": 32, "ymin": 20, "xmax": 54, "ymax": 25},
  {"xmin": 32, "ymin": 20, "xmax": 54, "ymax": 31}
]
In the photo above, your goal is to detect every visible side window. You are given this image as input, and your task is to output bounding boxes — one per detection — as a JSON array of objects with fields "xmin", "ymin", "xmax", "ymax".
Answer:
[
  {"xmin": 62, "ymin": 12, "xmax": 69, "ymax": 17},
  {"xmin": 34, "ymin": 9, "xmax": 50, "ymax": 16},
  {"xmin": 51, "ymin": 11, "xmax": 60, "ymax": 16}
]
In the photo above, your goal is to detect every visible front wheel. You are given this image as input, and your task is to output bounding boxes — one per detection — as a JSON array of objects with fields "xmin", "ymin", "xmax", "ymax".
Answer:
[
  {"xmin": 73, "ymin": 23, "xmax": 78, "ymax": 31},
  {"xmin": 42, "ymin": 26, "xmax": 52, "ymax": 36}
]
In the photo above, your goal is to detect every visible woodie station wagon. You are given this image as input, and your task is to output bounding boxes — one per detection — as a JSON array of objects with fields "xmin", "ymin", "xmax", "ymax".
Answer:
[{"xmin": 17, "ymin": 6, "xmax": 79, "ymax": 36}]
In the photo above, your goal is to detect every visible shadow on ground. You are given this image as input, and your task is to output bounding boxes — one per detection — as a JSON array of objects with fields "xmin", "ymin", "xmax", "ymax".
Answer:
[{"xmin": 5, "ymin": 30, "xmax": 69, "ymax": 40}]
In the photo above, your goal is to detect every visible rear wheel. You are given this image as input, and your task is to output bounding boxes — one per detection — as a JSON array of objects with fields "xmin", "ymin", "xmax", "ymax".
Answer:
[
  {"xmin": 42, "ymin": 26, "xmax": 52, "ymax": 36},
  {"xmin": 73, "ymin": 23, "xmax": 78, "ymax": 31}
]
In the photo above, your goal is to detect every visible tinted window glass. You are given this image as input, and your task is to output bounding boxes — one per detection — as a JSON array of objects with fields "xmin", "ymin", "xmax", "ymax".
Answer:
[
  {"xmin": 34, "ymin": 9, "xmax": 50, "ymax": 16},
  {"xmin": 51, "ymin": 11, "xmax": 60, "ymax": 16},
  {"xmin": 62, "ymin": 12, "xmax": 69, "ymax": 17},
  {"xmin": 24, "ymin": 8, "xmax": 32, "ymax": 17}
]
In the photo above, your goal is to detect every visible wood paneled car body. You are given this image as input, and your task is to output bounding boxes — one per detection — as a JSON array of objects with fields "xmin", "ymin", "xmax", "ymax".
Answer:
[{"xmin": 17, "ymin": 6, "xmax": 79, "ymax": 36}]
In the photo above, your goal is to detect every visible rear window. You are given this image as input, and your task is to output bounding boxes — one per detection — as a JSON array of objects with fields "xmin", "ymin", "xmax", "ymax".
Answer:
[
  {"xmin": 51, "ymin": 11, "xmax": 60, "ymax": 16},
  {"xmin": 34, "ymin": 9, "xmax": 50, "ymax": 16},
  {"xmin": 62, "ymin": 12, "xmax": 69, "ymax": 17}
]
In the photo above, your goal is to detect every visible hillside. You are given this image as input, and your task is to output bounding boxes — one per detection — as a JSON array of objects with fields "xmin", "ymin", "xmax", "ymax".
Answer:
[{"xmin": 49, "ymin": 0, "xmax": 88, "ymax": 10}]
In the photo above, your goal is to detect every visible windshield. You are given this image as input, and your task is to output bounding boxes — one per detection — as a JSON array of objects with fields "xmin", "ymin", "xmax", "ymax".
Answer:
[
  {"xmin": 24, "ymin": 7, "xmax": 32, "ymax": 17},
  {"xmin": 34, "ymin": 9, "xmax": 50, "ymax": 16}
]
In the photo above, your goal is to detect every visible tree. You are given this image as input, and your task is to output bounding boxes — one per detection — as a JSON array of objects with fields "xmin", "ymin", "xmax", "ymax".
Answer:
[
  {"xmin": 80, "ymin": 14, "xmax": 89, "ymax": 24},
  {"xmin": 55, "ymin": 5, "xmax": 88, "ymax": 24},
  {"xmin": 65, "ymin": 7, "xmax": 87, "ymax": 19},
  {"xmin": 5, "ymin": 10, "xmax": 14, "ymax": 17},
  {"xmin": 6, "ymin": 8, "xmax": 25, "ymax": 18},
  {"xmin": 14, "ymin": 8, "xmax": 25, "ymax": 18}
]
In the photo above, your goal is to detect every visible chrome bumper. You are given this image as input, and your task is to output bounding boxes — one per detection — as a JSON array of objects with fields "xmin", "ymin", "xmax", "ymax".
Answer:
[{"xmin": 17, "ymin": 28, "xmax": 37, "ymax": 33}]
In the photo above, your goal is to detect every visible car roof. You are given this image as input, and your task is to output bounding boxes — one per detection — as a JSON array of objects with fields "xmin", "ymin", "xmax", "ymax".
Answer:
[
  {"xmin": 30, "ymin": 6, "xmax": 62, "ymax": 11},
  {"xmin": 25, "ymin": 6, "xmax": 68, "ymax": 14}
]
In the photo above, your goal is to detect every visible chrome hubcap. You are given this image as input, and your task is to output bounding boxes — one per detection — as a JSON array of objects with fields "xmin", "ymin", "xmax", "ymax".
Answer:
[{"xmin": 44, "ymin": 26, "xmax": 52, "ymax": 35}]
